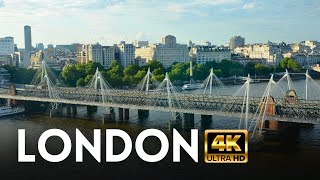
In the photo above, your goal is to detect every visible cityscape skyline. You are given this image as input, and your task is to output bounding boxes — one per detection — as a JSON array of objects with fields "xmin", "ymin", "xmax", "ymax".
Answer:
[{"xmin": 0, "ymin": 0, "xmax": 319, "ymax": 47}]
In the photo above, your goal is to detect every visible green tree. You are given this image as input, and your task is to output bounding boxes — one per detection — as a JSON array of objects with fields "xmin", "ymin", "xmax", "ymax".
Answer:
[
  {"xmin": 191, "ymin": 63, "xmax": 206, "ymax": 80},
  {"xmin": 168, "ymin": 62, "xmax": 189, "ymax": 81},
  {"xmin": 76, "ymin": 78, "xmax": 85, "ymax": 87},
  {"xmin": 152, "ymin": 67, "xmax": 165, "ymax": 82},
  {"xmin": 213, "ymin": 69, "xmax": 223, "ymax": 77},
  {"xmin": 85, "ymin": 62, "xmax": 104, "ymax": 75},
  {"xmin": 61, "ymin": 64, "xmax": 86, "ymax": 86},
  {"xmin": 105, "ymin": 60, "xmax": 124, "ymax": 87},
  {"xmin": 244, "ymin": 62, "xmax": 255, "ymax": 75},
  {"xmin": 279, "ymin": 58, "xmax": 300, "ymax": 72},
  {"xmin": 123, "ymin": 64, "xmax": 140, "ymax": 86}
]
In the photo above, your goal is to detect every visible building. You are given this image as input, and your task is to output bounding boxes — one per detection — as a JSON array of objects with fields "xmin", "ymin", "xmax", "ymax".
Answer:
[
  {"xmin": 77, "ymin": 43, "xmax": 116, "ymax": 68},
  {"xmin": 115, "ymin": 41, "xmax": 135, "ymax": 68},
  {"xmin": 247, "ymin": 44, "xmax": 283, "ymax": 66},
  {"xmin": 73, "ymin": 43, "xmax": 83, "ymax": 53},
  {"xmin": 203, "ymin": 41, "xmax": 212, "ymax": 46},
  {"xmin": 133, "ymin": 40, "xmax": 148, "ymax": 48},
  {"xmin": 30, "ymin": 50, "xmax": 44, "ymax": 65},
  {"xmin": 24, "ymin": 25, "xmax": 32, "ymax": 51},
  {"xmin": 47, "ymin": 44, "xmax": 54, "ymax": 49},
  {"xmin": 24, "ymin": 25, "xmax": 32, "ymax": 68},
  {"xmin": 191, "ymin": 46, "xmax": 231, "ymax": 64},
  {"xmin": 36, "ymin": 43, "xmax": 44, "ymax": 51},
  {"xmin": 0, "ymin": 55, "xmax": 12, "ymax": 65},
  {"xmin": 0, "ymin": 37, "xmax": 14, "ymax": 55},
  {"xmin": 230, "ymin": 36, "xmax": 245, "ymax": 51},
  {"xmin": 135, "ymin": 35, "xmax": 189, "ymax": 68},
  {"xmin": 291, "ymin": 43, "xmax": 310, "ymax": 53},
  {"xmin": 102, "ymin": 46, "xmax": 115, "ymax": 68},
  {"xmin": 283, "ymin": 52, "xmax": 320, "ymax": 67},
  {"xmin": 88, "ymin": 43, "xmax": 103, "ymax": 65}
]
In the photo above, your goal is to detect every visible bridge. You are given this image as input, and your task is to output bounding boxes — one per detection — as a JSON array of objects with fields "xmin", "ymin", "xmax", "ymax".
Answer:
[{"xmin": 0, "ymin": 61, "xmax": 320, "ymax": 135}]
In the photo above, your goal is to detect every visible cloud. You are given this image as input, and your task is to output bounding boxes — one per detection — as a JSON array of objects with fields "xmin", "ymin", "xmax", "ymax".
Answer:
[
  {"xmin": 0, "ymin": 0, "xmax": 4, "ymax": 7},
  {"xmin": 243, "ymin": 2, "xmax": 255, "ymax": 10}
]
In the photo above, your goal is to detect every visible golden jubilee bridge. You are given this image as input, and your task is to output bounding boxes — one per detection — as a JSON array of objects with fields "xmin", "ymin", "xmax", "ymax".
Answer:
[{"xmin": 0, "ymin": 61, "xmax": 319, "ymax": 135}]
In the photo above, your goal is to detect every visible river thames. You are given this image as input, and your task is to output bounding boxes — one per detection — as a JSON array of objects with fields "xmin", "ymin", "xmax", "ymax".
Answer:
[{"xmin": 0, "ymin": 79, "xmax": 319, "ymax": 179}]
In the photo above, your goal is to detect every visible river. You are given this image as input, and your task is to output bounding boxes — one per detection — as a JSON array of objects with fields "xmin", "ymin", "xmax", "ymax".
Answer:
[{"xmin": 0, "ymin": 79, "xmax": 320, "ymax": 179}]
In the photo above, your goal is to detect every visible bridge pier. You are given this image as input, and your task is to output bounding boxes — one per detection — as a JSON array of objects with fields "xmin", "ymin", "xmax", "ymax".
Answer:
[
  {"xmin": 66, "ymin": 105, "xmax": 72, "ymax": 115},
  {"xmin": 103, "ymin": 113, "xmax": 116, "ymax": 124},
  {"xmin": 50, "ymin": 108, "xmax": 63, "ymax": 118},
  {"xmin": 118, "ymin": 108, "xmax": 124, "ymax": 120},
  {"xmin": 124, "ymin": 108, "xmax": 129, "ymax": 120},
  {"xmin": 175, "ymin": 112, "xmax": 181, "ymax": 120},
  {"xmin": 183, "ymin": 113, "xmax": 194, "ymax": 129},
  {"xmin": 201, "ymin": 115, "xmax": 212, "ymax": 129},
  {"xmin": 72, "ymin": 105, "xmax": 77, "ymax": 115},
  {"xmin": 138, "ymin": 109, "xmax": 149, "ymax": 119},
  {"xmin": 87, "ymin": 105, "xmax": 97, "ymax": 114}
]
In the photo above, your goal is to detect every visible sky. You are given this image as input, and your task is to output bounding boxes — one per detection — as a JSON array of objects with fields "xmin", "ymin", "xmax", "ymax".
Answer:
[{"xmin": 0, "ymin": 0, "xmax": 319, "ymax": 48}]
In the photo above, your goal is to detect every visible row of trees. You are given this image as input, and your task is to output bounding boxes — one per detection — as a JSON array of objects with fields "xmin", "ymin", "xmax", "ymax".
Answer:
[
  {"xmin": 0, "ymin": 58, "xmax": 302, "ymax": 88},
  {"xmin": 61, "ymin": 60, "xmax": 166, "ymax": 87}
]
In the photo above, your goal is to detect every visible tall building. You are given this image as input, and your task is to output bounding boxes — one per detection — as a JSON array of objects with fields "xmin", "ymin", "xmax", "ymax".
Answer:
[
  {"xmin": 0, "ymin": 36, "xmax": 14, "ymax": 55},
  {"xmin": 115, "ymin": 41, "xmax": 135, "ymax": 68},
  {"xmin": 102, "ymin": 46, "xmax": 115, "ymax": 68},
  {"xmin": 47, "ymin": 44, "xmax": 54, "ymax": 49},
  {"xmin": 88, "ymin": 43, "xmax": 103, "ymax": 64},
  {"xmin": 133, "ymin": 40, "xmax": 148, "ymax": 48},
  {"xmin": 230, "ymin": 36, "xmax": 245, "ymax": 51},
  {"xmin": 78, "ymin": 43, "xmax": 116, "ymax": 68},
  {"xmin": 135, "ymin": 35, "xmax": 189, "ymax": 68},
  {"xmin": 36, "ymin": 43, "xmax": 44, "ymax": 51},
  {"xmin": 203, "ymin": 41, "xmax": 212, "ymax": 46},
  {"xmin": 24, "ymin": 25, "xmax": 32, "ymax": 51},
  {"xmin": 23, "ymin": 25, "xmax": 32, "ymax": 68},
  {"xmin": 191, "ymin": 46, "xmax": 231, "ymax": 64}
]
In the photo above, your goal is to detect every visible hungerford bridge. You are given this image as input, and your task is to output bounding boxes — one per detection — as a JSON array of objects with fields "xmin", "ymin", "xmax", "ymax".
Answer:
[{"xmin": 0, "ymin": 61, "xmax": 320, "ymax": 135}]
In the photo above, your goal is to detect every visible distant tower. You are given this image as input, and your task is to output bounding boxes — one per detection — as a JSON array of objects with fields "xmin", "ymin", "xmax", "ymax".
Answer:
[
  {"xmin": 189, "ymin": 45, "xmax": 194, "ymax": 83},
  {"xmin": 23, "ymin": 25, "xmax": 32, "ymax": 68},
  {"xmin": 162, "ymin": 35, "xmax": 176, "ymax": 47},
  {"xmin": 230, "ymin": 36, "xmax": 245, "ymax": 51},
  {"xmin": 24, "ymin": 25, "xmax": 32, "ymax": 51}
]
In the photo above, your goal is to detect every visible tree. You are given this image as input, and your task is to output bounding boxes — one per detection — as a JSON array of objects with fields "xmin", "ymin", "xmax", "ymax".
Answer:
[
  {"xmin": 142, "ymin": 60, "xmax": 165, "ymax": 72},
  {"xmin": 76, "ymin": 78, "xmax": 85, "ymax": 87},
  {"xmin": 168, "ymin": 62, "xmax": 189, "ymax": 81},
  {"xmin": 61, "ymin": 64, "xmax": 86, "ymax": 86},
  {"xmin": 132, "ymin": 70, "xmax": 147, "ymax": 85},
  {"xmin": 85, "ymin": 62, "xmax": 104, "ymax": 75},
  {"xmin": 84, "ymin": 75, "xmax": 94, "ymax": 85},
  {"xmin": 279, "ymin": 58, "xmax": 300, "ymax": 72},
  {"xmin": 152, "ymin": 67, "xmax": 165, "ymax": 82},
  {"xmin": 123, "ymin": 64, "xmax": 140, "ymax": 86},
  {"xmin": 244, "ymin": 62, "xmax": 255, "ymax": 75},
  {"xmin": 254, "ymin": 63, "xmax": 273, "ymax": 76},
  {"xmin": 192, "ymin": 63, "xmax": 207, "ymax": 80},
  {"xmin": 213, "ymin": 69, "xmax": 223, "ymax": 77},
  {"xmin": 105, "ymin": 60, "xmax": 124, "ymax": 87}
]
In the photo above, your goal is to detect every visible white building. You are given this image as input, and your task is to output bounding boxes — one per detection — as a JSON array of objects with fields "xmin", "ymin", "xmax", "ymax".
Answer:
[
  {"xmin": 191, "ymin": 46, "xmax": 231, "ymax": 64},
  {"xmin": 0, "ymin": 37, "xmax": 14, "ymax": 55},
  {"xmin": 248, "ymin": 44, "xmax": 283, "ymax": 66},
  {"xmin": 133, "ymin": 40, "xmax": 148, "ymax": 48},
  {"xmin": 88, "ymin": 43, "xmax": 103, "ymax": 64},
  {"xmin": 115, "ymin": 41, "xmax": 135, "ymax": 68},
  {"xmin": 135, "ymin": 35, "xmax": 189, "ymax": 68},
  {"xmin": 230, "ymin": 36, "xmax": 245, "ymax": 51},
  {"xmin": 102, "ymin": 46, "xmax": 115, "ymax": 68},
  {"xmin": 78, "ymin": 43, "xmax": 104, "ymax": 66},
  {"xmin": 283, "ymin": 52, "xmax": 320, "ymax": 67}
]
